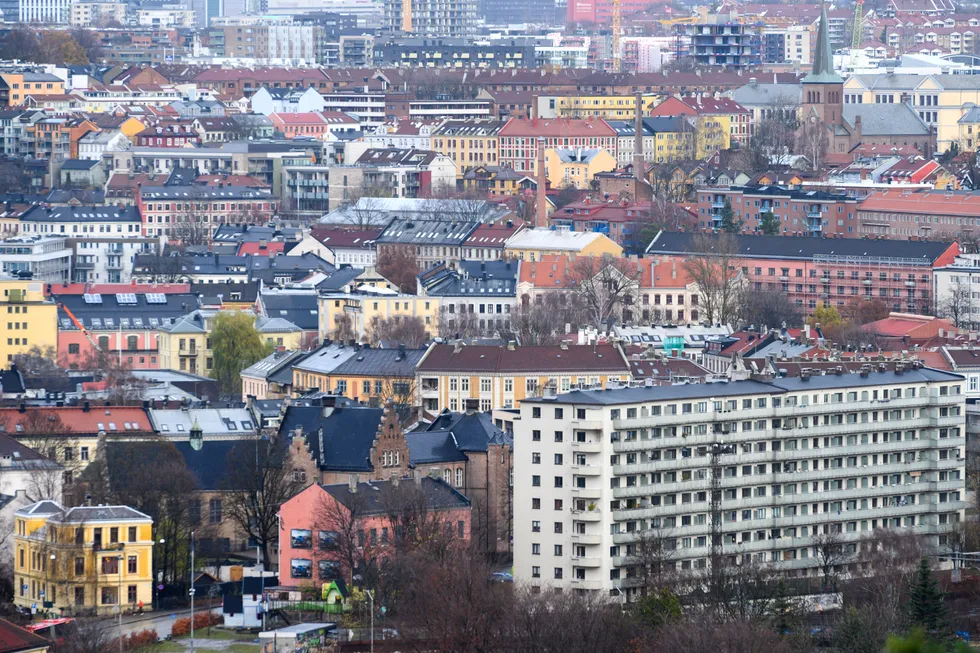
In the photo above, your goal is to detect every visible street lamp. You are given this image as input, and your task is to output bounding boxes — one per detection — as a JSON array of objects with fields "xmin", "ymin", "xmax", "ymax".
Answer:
[
  {"xmin": 365, "ymin": 590, "xmax": 374, "ymax": 653},
  {"xmin": 153, "ymin": 539, "xmax": 165, "ymax": 611},
  {"xmin": 117, "ymin": 554, "xmax": 125, "ymax": 653},
  {"xmin": 189, "ymin": 531, "xmax": 195, "ymax": 653}
]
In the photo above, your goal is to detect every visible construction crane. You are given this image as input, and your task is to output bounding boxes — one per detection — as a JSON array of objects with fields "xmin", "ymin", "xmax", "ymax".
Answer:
[
  {"xmin": 851, "ymin": 0, "xmax": 864, "ymax": 50},
  {"xmin": 59, "ymin": 303, "xmax": 103, "ymax": 355},
  {"xmin": 612, "ymin": 0, "xmax": 622, "ymax": 72},
  {"xmin": 708, "ymin": 440, "xmax": 736, "ymax": 597}
]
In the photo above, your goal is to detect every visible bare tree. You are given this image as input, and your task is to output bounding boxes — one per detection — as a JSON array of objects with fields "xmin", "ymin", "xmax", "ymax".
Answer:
[
  {"xmin": 937, "ymin": 275, "xmax": 974, "ymax": 329},
  {"xmin": 331, "ymin": 313, "xmax": 356, "ymax": 343},
  {"xmin": 734, "ymin": 97, "xmax": 801, "ymax": 175},
  {"xmin": 222, "ymin": 438, "xmax": 305, "ymax": 571},
  {"xmin": 3, "ymin": 410, "xmax": 78, "ymax": 496},
  {"xmin": 58, "ymin": 618, "xmax": 119, "ymax": 653},
  {"xmin": 437, "ymin": 305, "xmax": 504, "ymax": 340},
  {"xmin": 134, "ymin": 251, "xmax": 183, "ymax": 284},
  {"xmin": 738, "ymin": 290, "xmax": 802, "ymax": 330},
  {"xmin": 12, "ymin": 345, "xmax": 68, "ymax": 390},
  {"xmin": 682, "ymin": 232, "xmax": 744, "ymax": 325},
  {"xmin": 313, "ymin": 486, "xmax": 371, "ymax": 586},
  {"xmin": 366, "ymin": 315, "xmax": 429, "ymax": 348},
  {"xmin": 511, "ymin": 292, "xmax": 585, "ymax": 345},
  {"xmin": 956, "ymin": 227, "xmax": 980, "ymax": 254},
  {"xmin": 811, "ymin": 527, "xmax": 849, "ymax": 592},
  {"xmin": 376, "ymin": 245, "xmax": 420, "ymax": 293},
  {"xmin": 798, "ymin": 118, "xmax": 828, "ymax": 172},
  {"xmin": 339, "ymin": 189, "xmax": 394, "ymax": 229},
  {"xmin": 628, "ymin": 525, "xmax": 678, "ymax": 596},
  {"xmin": 571, "ymin": 255, "xmax": 642, "ymax": 329}
]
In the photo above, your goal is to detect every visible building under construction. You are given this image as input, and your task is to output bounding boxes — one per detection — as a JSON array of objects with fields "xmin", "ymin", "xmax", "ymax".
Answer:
[{"xmin": 384, "ymin": 0, "xmax": 477, "ymax": 37}]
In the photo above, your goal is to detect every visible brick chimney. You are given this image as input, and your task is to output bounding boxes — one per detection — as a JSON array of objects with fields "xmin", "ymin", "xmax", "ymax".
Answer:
[{"xmin": 536, "ymin": 136, "xmax": 548, "ymax": 228}]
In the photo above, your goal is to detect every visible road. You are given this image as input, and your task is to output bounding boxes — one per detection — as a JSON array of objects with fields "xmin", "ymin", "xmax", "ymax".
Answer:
[{"xmin": 114, "ymin": 606, "xmax": 221, "ymax": 640}]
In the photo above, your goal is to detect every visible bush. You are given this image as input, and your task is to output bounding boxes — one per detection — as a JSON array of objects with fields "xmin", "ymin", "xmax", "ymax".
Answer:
[
  {"xmin": 172, "ymin": 612, "xmax": 222, "ymax": 637},
  {"xmin": 108, "ymin": 629, "xmax": 159, "ymax": 651}
]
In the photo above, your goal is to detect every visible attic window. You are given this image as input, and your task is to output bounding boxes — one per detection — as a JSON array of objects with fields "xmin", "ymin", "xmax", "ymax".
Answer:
[
  {"xmin": 161, "ymin": 425, "xmax": 169, "ymax": 432},
  {"xmin": 97, "ymin": 423, "xmax": 105, "ymax": 430},
  {"xmin": 176, "ymin": 424, "xmax": 185, "ymax": 432}
]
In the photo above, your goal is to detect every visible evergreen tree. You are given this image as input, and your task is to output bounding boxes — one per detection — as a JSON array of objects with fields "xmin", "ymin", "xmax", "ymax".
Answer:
[
  {"xmin": 632, "ymin": 587, "xmax": 682, "ymax": 629},
  {"xmin": 768, "ymin": 580, "xmax": 798, "ymax": 636},
  {"xmin": 719, "ymin": 198, "xmax": 741, "ymax": 234},
  {"xmin": 907, "ymin": 558, "xmax": 947, "ymax": 636},
  {"xmin": 759, "ymin": 211, "xmax": 780, "ymax": 235},
  {"xmin": 836, "ymin": 607, "xmax": 885, "ymax": 653}
]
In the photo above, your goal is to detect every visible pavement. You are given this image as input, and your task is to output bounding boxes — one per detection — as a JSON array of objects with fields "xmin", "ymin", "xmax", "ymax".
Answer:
[{"xmin": 113, "ymin": 606, "xmax": 221, "ymax": 640}]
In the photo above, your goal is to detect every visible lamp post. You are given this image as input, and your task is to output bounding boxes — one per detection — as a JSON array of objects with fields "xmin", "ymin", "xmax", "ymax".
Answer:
[
  {"xmin": 153, "ymin": 538, "xmax": 165, "ymax": 611},
  {"xmin": 117, "ymin": 554, "xmax": 124, "ymax": 653},
  {"xmin": 365, "ymin": 590, "xmax": 374, "ymax": 653},
  {"xmin": 189, "ymin": 531, "xmax": 195, "ymax": 653}
]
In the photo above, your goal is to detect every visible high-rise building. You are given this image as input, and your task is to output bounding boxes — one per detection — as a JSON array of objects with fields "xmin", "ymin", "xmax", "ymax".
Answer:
[
  {"xmin": 383, "ymin": 0, "xmax": 476, "ymax": 37},
  {"xmin": 513, "ymin": 368, "xmax": 967, "ymax": 598},
  {"xmin": 687, "ymin": 13, "xmax": 762, "ymax": 69}
]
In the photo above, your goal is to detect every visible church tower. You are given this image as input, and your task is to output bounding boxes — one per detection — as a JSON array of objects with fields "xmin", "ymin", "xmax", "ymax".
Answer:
[{"xmin": 801, "ymin": 2, "xmax": 845, "ymax": 127}]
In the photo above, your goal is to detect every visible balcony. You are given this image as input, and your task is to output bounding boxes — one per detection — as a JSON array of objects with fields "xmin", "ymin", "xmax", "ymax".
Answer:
[
  {"xmin": 178, "ymin": 349, "xmax": 198, "ymax": 357},
  {"xmin": 74, "ymin": 260, "xmax": 95, "ymax": 269},
  {"xmin": 571, "ymin": 439, "xmax": 603, "ymax": 453},
  {"xmin": 571, "ymin": 556, "xmax": 602, "ymax": 568},
  {"xmin": 572, "ymin": 509, "xmax": 602, "ymax": 522},
  {"xmin": 572, "ymin": 486, "xmax": 601, "ymax": 500},
  {"xmin": 571, "ymin": 532, "xmax": 601, "ymax": 545},
  {"xmin": 571, "ymin": 464, "xmax": 602, "ymax": 477}
]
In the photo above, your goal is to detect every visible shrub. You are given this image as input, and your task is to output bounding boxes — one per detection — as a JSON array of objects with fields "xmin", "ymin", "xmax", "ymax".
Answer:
[{"xmin": 172, "ymin": 612, "xmax": 222, "ymax": 636}]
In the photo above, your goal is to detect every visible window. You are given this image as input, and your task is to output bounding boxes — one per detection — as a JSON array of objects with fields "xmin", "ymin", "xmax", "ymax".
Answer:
[
  {"xmin": 101, "ymin": 587, "xmax": 118, "ymax": 605},
  {"xmin": 101, "ymin": 556, "xmax": 119, "ymax": 574},
  {"xmin": 208, "ymin": 498, "xmax": 222, "ymax": 523},
  {"xmin": 74, "ymin": 557, "xmax": 84, "ymax": 576},
  {"xmin": 127, "ymin": 556, "xmax": 137, "ymax": 574},
  {"xmin": 480, "ymin": 378, "xmax": 492, "ymax": 392},
  {"xmin": 68, "ymin": 343, "xmax": 79, "ymax": 354},
  {"xmin": 128, "ymin": 526, "xmax": 136, "ymax": 542}
]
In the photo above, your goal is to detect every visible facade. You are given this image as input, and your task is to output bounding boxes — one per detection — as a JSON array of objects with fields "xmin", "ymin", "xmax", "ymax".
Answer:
[
  {"xmin": 498, "ymin": 118, "xmax": 618, "ymax": 176},
  {"xmin": 856, "ymin": 189, "xmax": 980, "ymax": 240},
  {"xmin": 696, "ymin": 186, "xmax": 859, "ymax": 237},
  {"xmin": 504, "ymin": 227, "xmax": 623, "ymax": 261},
  {"xmin": 688, "ymin": 14, "xmax": 763, "ymax": 69},
  {"xmin": 431, "ymin": 119, "xmax": 505, "ymax": 175},
  {"xmin": 278, "ymin": 477, "xmax": 471, "ymax": 584},
  {"xmin": 0, "ymin": 236, "xmax": 71, "ymax": 283},
  {"xmin": 513, "ymin": 368, "xmax": 968, "ymax": 597},
  {"xmin": 317, "ymin": 294, "xmax": 439, "ymax": 343},
  {"xmin": 292, "ymin": 347, "xmax": 425, "ymax": 403},
  {"xmin": 13, "ymin": 502, "xmax": 154, "ymax": 615},
  {"xmin": 0, "ymin": 278, "xmax": 57, "ymax": 364},
  {"xmin": 647, "ymin": 231, "xmax": 959, "ymax": 314},
  {"xmin": 382, "ymin": 0, "xmax": 476, "ymax": 37},
  {"xmin": 136, "ymin": 186, "xmax": 276, "ymax": 240},
  {"xmin": 69, "ymin": 1, "xmax": 127, "ymax": 26},
  {"xmin": 416, "ymin": 342, "xmax": 632, "ymax": 412},
  {"xmin": 544, "ymin": 148, "xmax": 617, "ymax": 190}
]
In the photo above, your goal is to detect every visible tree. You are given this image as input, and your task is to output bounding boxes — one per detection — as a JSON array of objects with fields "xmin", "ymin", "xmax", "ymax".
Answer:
[
  {"xmin": 841, "ymin": 297, "xmax": 890, "ymax": 325},
  {"xmin": 682, "ymin": 232, "xmax": 744, "ymax": 325},
  {"xmin": 338, "ymin": 188, "xmax": 393, "ymax": 228},
  {"xmin": 4, "ymin": 410, "xmax": 77, "ymax": 498},
  {"xmin": 836, "ymin": 606, "xmax": 889, "ymax": 653},
  {"xmin": 956, "ymin": 226, "xmax": 980, "ymax": 253},
  {"xmin": 438, "ymin": 305, "xmax": 501, "ymax": 340},
  {"xmin": 811, "ymin": 527, "xmax": 848, "ymax": 592},
  {"xmin": 135, "ymin": 251, "xmax": 183, "ymax": 284},
  {"xmin": 70, "ymin": 28, "xmax": 103, "ymax": 62},
  {"xmin": 222, "ymin": 439, "xmax": 304, "ymax": 572},
  {"xmin": 887, "ymin": 630, "xmax": 971, "ymax": 653},
  {"xmin": 0, "ymin": 28, "xmax": 39, "ymax": 62},
  {"xmin": 632, "ymin": 588, "xmax": 681, "ymax": 629},
  {"xmin": 58, "ymin": 619, "xmax": 119, "ymax": 653},
  {"xmin": 759, "ymin": 211, "xmax": 780, "ymax": 235},
  {"xmin": 798, "ymin": 118, "xmax": 828, "ymax": 171},
  {"xmin": 719, "ymin": 198, "xmax": 741, "ymax": 234},
  {"xmin": 209, "ymin": 311, "xmax": 272, "ymax": 398},
  {"xmin": 808, "ymin": 302, "xmax": 843, "ymax": 327},
  {"xmin": 739, "ymin": 290, "xmax": 801, "ymax": 330},
  {"xmin": 13, "ymin": 345, "xmax": 68, "ymax": 390},
  {"xmin": 36, "ymin": 31, "xmax": 89, "ymax": 64},
  {"xmin": 332, "ymin": 313, "xmax": 356, "ymax": 343},
  {"xmin": 313, "ymin": 486, "xmax": 371, "ymax": 586},
  {"xmin": 937, "ymin": 275, "xmax": 974, "ymax": 329},
  {"xmin": 629, "ymin": 525, "xmax": 677, "ymax": 596},
  {"xmin": 511, "ymin": 292, "xmax": 583, "ymax": 345},
  {"xmin": 571, "ymin": 255, "xmax": 641, "ymax": 329},
  {"xmin": 376, "ymin": 245, "xmax": 420, "ymax": 293},
  {"xmin": 366, "ymin": 315, "xmax": 428, "ymax": 348},
  {"xmin": 907, "ymin": 558, "xmax": 947, "ymax": 635}
]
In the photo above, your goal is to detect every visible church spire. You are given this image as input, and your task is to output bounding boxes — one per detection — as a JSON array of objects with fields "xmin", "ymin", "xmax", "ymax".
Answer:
[{"xmin": 804, "ymin": 2, "xmax": 844, "ymax": 84}]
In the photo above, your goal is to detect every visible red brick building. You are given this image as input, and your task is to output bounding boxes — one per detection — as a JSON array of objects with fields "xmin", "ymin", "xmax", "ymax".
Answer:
[
  {"xmin": 856, "ymin": 189, "xmax": 980, "ymax": 240},
  {"xmin": 498, "ymin": 117, "xmax": 617, "ymax": 175},
  {"xmin": 696, "ymin": 185, "xmax": 860, "ymax": 236}
]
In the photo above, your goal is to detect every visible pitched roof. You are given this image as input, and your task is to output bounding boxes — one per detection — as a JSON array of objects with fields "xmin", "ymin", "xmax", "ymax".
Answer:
[
  {"xmin": 858, "ymin": 189, "xmax": 980, "ymax": 217},
  {"xmin": 844, "ymin": 104, "xmax": 929, "ymax": 136},
  {"xmin": 417, "ymin": 409, "xmax": 511, "ymax": 451},
  {"xmin": 0, "ymin": 406, "xmax": 151, "ymax": 436},
  {"xmin": 506, "ymin": 227, "xmax": 615, "ymax": 252},
  {"xmin": 330, "ymin": 347, "xmax": 426, "ymax": 377},
  {"xmin": 321, "ymin": 476, "xmax": 470, "ymax": 513},
  {"xmin": 418, "ymin": 344, "xmax": 630, "ymax": 374},
  {"xmin": 279, "ymin": 405, "xmax": 383, "ymax": 472},
  {"xmin": 646, "ymin": 231, "xmax": 954, "ymax": 263},
  {"xmin": 0, "ymin": 617, "xmax": 58, "ymax": 652},
  {"xmin": 310, "ymin": 226, "xmax": 382, "ymax": 250},
  {"xmin": 805, "ymin": 2, "xmax": 845, "ymax": 84},
  {"xmin": 499, "ymin": 117, "xmax": 617, "ymax": 137}
]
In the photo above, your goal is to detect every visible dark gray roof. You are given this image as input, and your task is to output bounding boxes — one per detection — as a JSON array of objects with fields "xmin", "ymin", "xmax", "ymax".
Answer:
[
  {"xmin": 417, "ymin": 409, "xmax": 512, "ymax": 451},
  {"xmin": 20, "ymin": 205, "xmax": 139, "ymax": 223},
  {"xmin": 526, "ymin": 368, "xmax": 963, "ymax": 405},
  {"xmin": 248, "ymin": 253, "xmax": 335, "ymax": 286},
  {"xmin": 405, "ymin": 431, "xmax": 468, "ymax": 464},
  {"xmin": 56, "ymin": 293, "xmax": 200, "ymax": 331},
  {"xmin": 104, "ymin": 439, "xmax": 245, "ymax": 491},
  {"xmin": 60, "ymin": 159, "xmax": 101, "ymax": 171},
  {"xmin": 330, "ymin": 348, "xmax": 426, "ymax": 377},
  {"xmin": 418, "ymin": 260, "xmax": 518, "ymax": 297},
  {"xmin": 843, "ymin": 104, "xmax": 929, "ymax": 136},
  {"xmin": 315, "ymin": 266, "xmax": 365, "ymax": 292},
  {"xmin": 279, "ymin": 405, "xmax": 383, "ymax": 472},
  {"xmin": 190, "ymin": 281, "xmax": 260, "ymax": 304},
  {"xmin": 139, "ymin": 185, "xmax": 274, "ymax": 201},
  {"xmin": 646, "ymin": 231, "xmax": 953, "ymax": 263},
  {"xmin": 0, "ymin": 433, "xmax": 60, "ymax": 470},
  {"xmin": 259, "ymin": 292, "xmax": 319, "ymax": 330},
  {"xmin": 322, "ymin": 476, "xmax": 470, "ymax": 514}
]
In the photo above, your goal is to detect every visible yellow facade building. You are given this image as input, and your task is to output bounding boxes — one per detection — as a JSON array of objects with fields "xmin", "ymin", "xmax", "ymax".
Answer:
[
  {"xmin": 318, "ymin": 294, "xmax": 440, "ymax": 343},
  {"xmin": 292, "ymin": 346, "xmax": 426, "ymax": 404},
  {"xmin": 13, "ymin": 501, "xmax": 154, "ymax": 615},
  {"xmin": 504, "ymin": 227, "xmax": 623, "ymax": 261},
  {"xmin": 538, "ymin": 94, "xmax": 660, "ymax": 120},
  {"xmin": 416, "ymin": 342, "xmax": 632, "ymax": 412},
  {"xmin": 431, "ymin": 119, "xmax": 505, "ymax": 177},
  {"xmin": 0, "ymin": 72, "xmax": 65, "ymax": 108},
  {"xmin": 544, "ymin": 147, "xmax": 617, "ymax": 190},
  {"xmin": 0, "ymin": 279, "xmax": 57, "ymax": 364}
]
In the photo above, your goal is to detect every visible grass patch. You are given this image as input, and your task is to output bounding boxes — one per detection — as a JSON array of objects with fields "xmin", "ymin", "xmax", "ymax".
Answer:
[{"xmin": 226, "ymin": 645, "xmax": 261, "ymax": 653}]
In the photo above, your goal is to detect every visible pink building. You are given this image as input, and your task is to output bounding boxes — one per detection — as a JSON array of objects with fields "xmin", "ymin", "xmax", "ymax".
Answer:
[
  {"xmin": 278, "ymin": 478, "xmax": 471, "ymax": 585},
  {"xmin": 270, "ymin": 112, "xmax": 359, "ymax": 140}
]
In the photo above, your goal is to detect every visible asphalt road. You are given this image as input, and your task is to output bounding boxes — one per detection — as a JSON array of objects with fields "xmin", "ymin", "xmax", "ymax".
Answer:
[{"xmin": 114, "ymin": 607, "xmax": 221, "ymax": 639}]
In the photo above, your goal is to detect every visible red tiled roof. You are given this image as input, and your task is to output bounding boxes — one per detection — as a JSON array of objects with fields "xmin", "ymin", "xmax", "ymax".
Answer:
[
  {"xmin": 271, "ymin": 112, "xmax": 327, "ymax": 125},
  {"xmin": 194, "ymin": 175, "xmax": 268, "ymax": 187},
  {"xmin": 237, "ymin": 241, "xmax": 285, "ymax": 256},
  {"xmin": 310, "ymin": 226, "xmax": 382, "ymax": 249},
  {"xmin": 499, "ymin": 117, "xmax": 617, "ymax": 137},
  {"xmin": 858, "ymin": 190, "xmax": 980, "ymax": 217},
  {"xmin": 418, "ymin": 344, "xmax": 630, "ymax": 374},
  {"xmin": 0, "ymin": 406, "xmax": 152, "ymax": 434},
  {"xmin": 463, "ymin": 221, "xmax": 527, "ymax": 248},
  {"xmin": 0, "ymin": 618, "xmax": 52, "ymax": 653},
  {"xmin": 48, "ymin": 283, "xmax": 190, "ymax": 296}
]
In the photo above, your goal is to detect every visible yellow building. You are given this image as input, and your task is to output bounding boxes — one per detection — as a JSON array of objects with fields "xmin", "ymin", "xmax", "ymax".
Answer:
[
  {"xmin": 460, "ymin": 165, "xmax": 536, "ymax": 196},
  {"xmin": 119, "ymin": 117, "xmax": 148, "ymax": 141},
  {"xmin": 13, "ymin": 501, "xmax": 154, "ymax": 615},
  {"xmin": 431, "ymin": 119, "xmax": 505, "ymax": 177},
  {"xmin": 416, "ymin": 342, "xmax": 631, "ymax": 412},
  {"xmin": 0, "ymin": 279, "xmax": 57, "ymax": 364},
  {"xmin": 538, "ymin": 94, "xmax": 660, "ymax": 120},
  {"xmin": 318, "ymin": 294, "xmax": 440, "ymax": 343},
  {"xmin": 292, "ymin": 346, "xmax": 426, "ymax": 404},
  {"xmin": 544, "ymin": 147, "xmax": 617, "ymax": 190},
  {"xmin": 0, "ymin": 72, "xmax": 65, "ymax": 108},
  {"xmin": 504, "ymin": 227, "xmax": 623, "ymax": 261}
]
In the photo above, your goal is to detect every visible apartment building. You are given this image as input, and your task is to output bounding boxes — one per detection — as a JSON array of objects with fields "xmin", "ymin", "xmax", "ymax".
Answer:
[
  {"xmin": 498, "ymin": 117, "xmax": 618, "ymax": 176},
  {"xmin": 696, "ymin": 186, "xmax": 859, "ymax": 237},
  {"xmin": 856, "ymin": 189, "xmax": 980, "ymax": 240},
  {"xmin": 513, "ymin": 367, "xmax": 968, "ymax": 597},
  {"xmin": 69, "ymin": 1, "xmax": 126, "ymax": 26},
  {"xmin": 647, "ymin": 231, "xmax": 959, "ymax": 314},
  {"xmin": 382, "ymin": 0, "xmax": 476, "ymax": 37},
  {"xmin": 136, "ymin": 186, "xmax": 276, "ymax": 240}
]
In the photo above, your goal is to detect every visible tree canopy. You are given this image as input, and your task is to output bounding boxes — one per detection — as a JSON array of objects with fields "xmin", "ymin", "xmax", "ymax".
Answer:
[{"xmin": 209, "ymin": 311, "xmax": 272, "ymax": 397}]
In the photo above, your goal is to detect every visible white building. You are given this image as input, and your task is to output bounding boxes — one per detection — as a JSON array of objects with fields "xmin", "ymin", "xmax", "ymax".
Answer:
[
  {"xmin": 0, "ymin": 436, "xmax": 62, "ymax": 558},
  {"xmin": 69, "ymin": 0, "xmax": 127, "ymax": 26},
  {"xmin": 0, "ymin": 236, "xmax": 72, "ymax": 283},
  {"xmin": 20, "ymin": 0, "xmax": 70, "ymax": 22},
  {"xmin": 78, "ymin": 130, "xmax": 130, "ymax": 161},
  {"xmin": 250, "ymin": 87, "xmax": 325, "ymax": 117},
  {"xmin": 934, "ymin": 254, "xmax": 980, "ymax": 331},
  {"xmin": 71, "ymin": 236, "xmax": 160, "ymax": 284},
  {"xmin": 513, "ymin": 367, "xmax": 967, "ymax": 598},
  {"xmin": 136, "ymin": 7, "xmax": 196, "ymax": 27}
]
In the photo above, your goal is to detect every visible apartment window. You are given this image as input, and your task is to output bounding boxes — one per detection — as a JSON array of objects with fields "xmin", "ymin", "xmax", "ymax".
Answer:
[
  {"xmin": 127, "ymin": 556, "xmax": 137, "ymax": 574},
  {"xmin": 209, "ymin": 498, "xmax": 222, "ymax": 523},
  {"xmin": 101, "ymin": 556, "xmax": 119, "ymax": 574}
]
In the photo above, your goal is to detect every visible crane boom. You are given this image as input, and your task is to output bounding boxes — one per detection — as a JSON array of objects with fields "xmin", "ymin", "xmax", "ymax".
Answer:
[
  {"xmin": 851, "ymin": 0, "xmax": 864, "ymax": 50},
  {"xmin": 59, "ymin": 303, "xmax": 103, "ymax": 354},
  {"xmin": 612, "ymin": 0, "xmax": 621, "ymax": 72}
]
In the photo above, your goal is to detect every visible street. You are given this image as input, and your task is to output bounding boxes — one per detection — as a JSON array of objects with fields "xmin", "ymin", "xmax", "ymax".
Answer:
[{"xmin": 114, "ymin": 607, "xmax": 221, "ymax": 640}]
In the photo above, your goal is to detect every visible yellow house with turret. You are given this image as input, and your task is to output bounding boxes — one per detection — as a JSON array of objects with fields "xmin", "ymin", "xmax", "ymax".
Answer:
[
  {"xmin": 0, "ymin": 278, "xmax": 57, "ymax": 364},
  {"xmin": 13, "ymin": 501, "xmax": 154, "ymax": 615},
  {"xmin": 317, "ymin": 294, "xmax": 440, "ymax": 344}
]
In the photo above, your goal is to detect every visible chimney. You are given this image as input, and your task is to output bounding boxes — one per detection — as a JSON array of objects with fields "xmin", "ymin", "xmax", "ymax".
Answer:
[
  {"xmin": 348, "ymin": 474, "xmax": 358, "ymax": 493},
  {"xmin": 536, "ymin": 136, "xmax": 548, "ymax": 228},
  {"xmin": 633, "ymin": 93, "xmax": 645, "ymax": 183}
]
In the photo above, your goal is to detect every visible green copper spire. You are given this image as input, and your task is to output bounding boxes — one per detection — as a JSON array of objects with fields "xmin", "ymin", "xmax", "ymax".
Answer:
[{"xmin": 804, "ymin": 2, "xmax": 844, "ymax": 84}]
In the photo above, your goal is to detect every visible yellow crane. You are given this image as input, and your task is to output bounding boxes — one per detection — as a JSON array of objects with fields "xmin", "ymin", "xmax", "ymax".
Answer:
[
  {"xmin": 851, "ymin": 0, "xmax": 864, "ymax": 49},
  {"xmin": 612, "ymin": 0, "xmax": 621, "ymax": 72}
]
